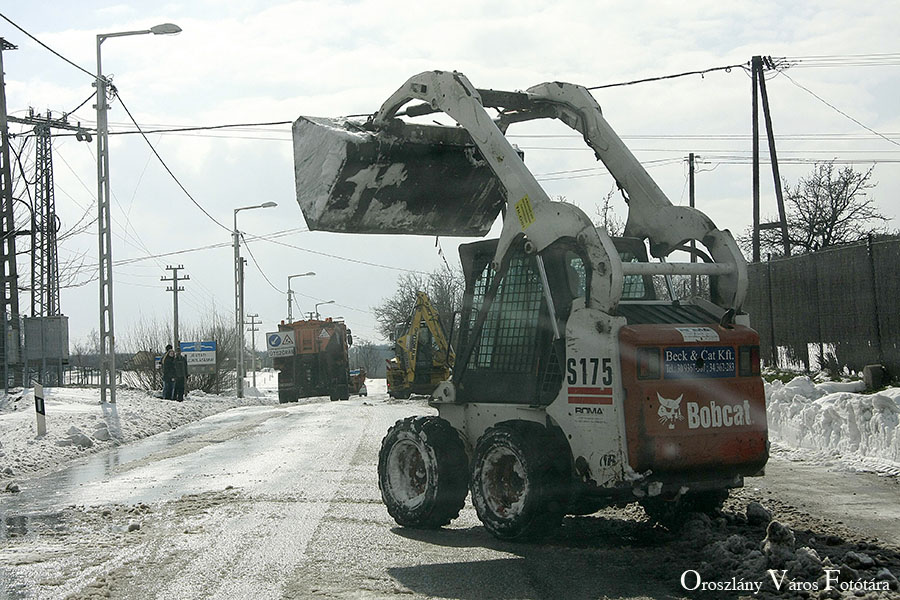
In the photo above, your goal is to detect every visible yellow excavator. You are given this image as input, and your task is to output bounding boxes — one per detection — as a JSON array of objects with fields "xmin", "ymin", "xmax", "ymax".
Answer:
[{"xmin": 386, "ymin": 292, "xmax": 454, "ymax": 399}]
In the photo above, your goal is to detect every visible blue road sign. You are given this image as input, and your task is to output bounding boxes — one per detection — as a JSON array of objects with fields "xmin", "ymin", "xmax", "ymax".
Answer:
[{"xmin": 181, "ymin": 341, "xmax": 216, "ymax": 352}]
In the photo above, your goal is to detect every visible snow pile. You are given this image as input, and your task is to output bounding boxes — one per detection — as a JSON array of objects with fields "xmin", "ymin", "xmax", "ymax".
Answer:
[
  {"xmin": 698, "ymin": 507, "xmax": 899, "ymax": 598},
  {"xmin": 0, "ymin": 373, "xmax": 281, "ymax": 483},
  {"xmin": 766, "ymin": 376, "xmax": 900, "ymax": 467}
]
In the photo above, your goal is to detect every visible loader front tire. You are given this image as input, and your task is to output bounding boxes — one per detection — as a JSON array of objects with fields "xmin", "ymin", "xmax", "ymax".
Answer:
[
  {"xmin": 470, "ymin": 422, "xmax": 566, "ymax": 541},
  {"xmin": 378, "ymin": 416, "xmax": 468, "ymax": 528}
]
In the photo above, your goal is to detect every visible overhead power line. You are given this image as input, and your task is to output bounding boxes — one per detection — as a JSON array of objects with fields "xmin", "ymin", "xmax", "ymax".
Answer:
[
  {"xmin": 783, "ymin": 53, "xmax": 900, "ymax": 68},
  {"xmin": 114, "ymin": 91, "xmax": 232, "ymax": 231},
  {"xmin": 0, "ymin": 12, "xmax": 96, "ymax": 79},
  {"xmin": 777, "ymin": 71, "xmax": 900, "ymax": 149},
  {"xmin": 108, "ymin": 226, "xmax": 428, "ymax": 276},
  {"xmin": 587, "ymin": 62, "xmax": 748, "ymax": 90},
  {"xmin": 240, "ymin": 231, "xmax": 284, "ymax": 294},
  {"xmin": 252, "ymin": 235, "xmax": 430, "ymax": 275},
  {"xmin": 66, "ymin": 91, "xmax": 97, "ymax": 116}
]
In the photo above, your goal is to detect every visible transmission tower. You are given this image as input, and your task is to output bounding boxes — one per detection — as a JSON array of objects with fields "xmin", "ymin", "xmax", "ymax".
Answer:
[
  {"xmin": 31, "ymin": 112, "xmax": 61, "ymax": 319},
  {"xmin": 0, "ymin": 38, "xmax": 22, "ymax": 390},
  {"xmin": 6, "ymin": 110, "xmax": 93, "ymax": 385}
]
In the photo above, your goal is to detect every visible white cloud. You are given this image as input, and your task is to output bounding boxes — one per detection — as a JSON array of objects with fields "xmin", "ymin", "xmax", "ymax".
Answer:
[{"xmin": 3, "ymin": 0, "xmax": 899, "ymax": 346}]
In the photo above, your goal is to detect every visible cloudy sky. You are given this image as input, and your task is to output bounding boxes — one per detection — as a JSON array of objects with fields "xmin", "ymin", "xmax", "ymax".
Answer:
[{"xmin": 2, "ymin": 1, "xmax": 899, "ymax": 351}]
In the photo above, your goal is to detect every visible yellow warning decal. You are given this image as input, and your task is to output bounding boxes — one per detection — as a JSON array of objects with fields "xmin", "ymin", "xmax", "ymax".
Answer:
[{"xmin": 515, "ymin": 195, "xmax": 536, "ymax": 230}]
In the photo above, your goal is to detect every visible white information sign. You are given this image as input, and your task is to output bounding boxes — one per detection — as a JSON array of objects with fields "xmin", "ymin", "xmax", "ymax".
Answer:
[
  {"xmin": 180, "ymin": 341, "xmax": 217, "ymax": 375},
  {"xmin": 180, "ymin": 341, "xmax": 217, "ymax": 366},
  {"xmin": 675, "ymin": 327, "xmax": 721, "ymax": 343},
  {"xmin": 266, "ymin": 331, "xmax": 296, "ymax": 357}
]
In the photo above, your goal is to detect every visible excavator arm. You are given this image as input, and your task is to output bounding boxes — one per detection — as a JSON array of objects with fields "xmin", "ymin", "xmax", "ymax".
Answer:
[{"xmin": 402, "ymin": 291, "xmax": 455, "ymax": 386}]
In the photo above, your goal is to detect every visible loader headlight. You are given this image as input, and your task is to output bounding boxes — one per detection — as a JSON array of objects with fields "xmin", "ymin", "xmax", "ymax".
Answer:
[
  {"xmin": 739, "ymin": 345, "xmax": 761, "ymax": 376},
  {"xmin": 636, "ymin": 347, "xmax": 660, "ymax": 380}
]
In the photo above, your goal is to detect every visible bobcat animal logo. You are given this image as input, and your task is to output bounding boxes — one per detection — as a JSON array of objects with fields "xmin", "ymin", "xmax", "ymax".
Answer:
[{"xmin": 657, "ymin": 393, "xmax": 683, "ymax": 429}]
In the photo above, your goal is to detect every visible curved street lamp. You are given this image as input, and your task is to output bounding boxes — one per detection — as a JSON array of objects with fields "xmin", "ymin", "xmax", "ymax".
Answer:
[
  {"xmin": 287, "ymin": 272, "xmax": 315, "ymax": 322},
  {"xmin": 233, "ymin": 201, "xmax": 277, "ymax": 397},
  {"xmin": 95, "ymin": 22, "xmax": 182, "ymax": 405},
  {"xmin": 315, "ymin": 300, "xmax": 335, "ymax": 320}
]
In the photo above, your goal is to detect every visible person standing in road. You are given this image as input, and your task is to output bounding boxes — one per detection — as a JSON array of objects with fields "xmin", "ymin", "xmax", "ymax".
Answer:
[
  {"xmin": 161, "ymin": 344, "xmax": 176, "ymax": 399},
  {"xmin": 173, "ymin": 347, "xmax": 189, "ymax": 402}
]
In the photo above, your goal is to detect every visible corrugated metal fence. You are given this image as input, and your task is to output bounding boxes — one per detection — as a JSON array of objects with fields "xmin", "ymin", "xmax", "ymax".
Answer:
[{"xmin": 744, "ymin": 236, "xmax": 899, "ymax": 377}]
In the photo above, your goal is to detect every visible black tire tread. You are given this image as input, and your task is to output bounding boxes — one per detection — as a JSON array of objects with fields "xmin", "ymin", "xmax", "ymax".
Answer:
[
  {"xmin": 378, "ymin": 416, "xmax": 468, "ymax": 529},
  {"xmin": 470, "ymin": 421, "xmax": 567, "ymax": 541}
]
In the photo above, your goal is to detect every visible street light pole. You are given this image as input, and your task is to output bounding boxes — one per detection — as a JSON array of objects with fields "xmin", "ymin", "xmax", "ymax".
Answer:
[
  {"xmin": 245, "ymin": 313, "xmax": 260, "ymax": 388},
  {"xmin": 315, "ymin": 300, "xmax": 335, "ymax": 320},
  {"xmin": 95, "ymin": 22, "xmax": 181, "ymax": 405},
  {"xmin": 287, "ymin": 272, "xmax": 315, "ymax": 322},
  {"xmin": 233, "ymin": 202, "xmax": 276, "ymax": 398}
]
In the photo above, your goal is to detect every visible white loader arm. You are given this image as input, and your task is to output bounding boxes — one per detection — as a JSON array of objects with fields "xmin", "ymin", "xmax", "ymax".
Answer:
[
  {"xmin": 524, "ymin": 82, "xmax": 748, "ymax": 308},
  {"xmin": 371, "ymin": 70, "xmax": 747, "ymax": 311}
]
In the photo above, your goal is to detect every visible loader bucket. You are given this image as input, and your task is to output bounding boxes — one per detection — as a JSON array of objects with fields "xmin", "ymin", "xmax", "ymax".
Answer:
[{"xmin": 292, "ymin": 116, "xmax": 507, "ymax": 236}]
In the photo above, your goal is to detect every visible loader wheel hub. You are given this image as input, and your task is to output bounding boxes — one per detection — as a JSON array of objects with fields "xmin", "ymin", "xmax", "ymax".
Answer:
[
  {"xmin": 385, "ymin": 440, "xmax": 428, "ymax": 507},
  {"xmin": 480, "ymin": 447, "xmax": 527, "ymax": 518}
]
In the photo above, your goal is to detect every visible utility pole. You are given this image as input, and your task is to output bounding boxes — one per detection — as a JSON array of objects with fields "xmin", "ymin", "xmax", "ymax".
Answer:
[
  {"xmin": 94, "ymin": 23, "xmax": 183, "ymax": 403},
  {"xmin": 245, "ymin": 313, "xmax": 260, "ymax": 388},
  {"xmin": 750, "ymin": 55, "xmax": 790, "ymax": 262},
  {"xmin": 757, "ymin": 57, "xmax": 790, "ymax": 259},
  {"xmin": 95, "ymin": 35, "xmax": 116, "ymax": 404},
  {"xmin": 235, "ymin": 255, "xmax": 246, "ymax": 395},
  {"xmin": 752, "ymin": 56, "xmax": 760, "ymax": 263},
  {"xmin": 0, "ymin": 38, "xmax": 22, "ymax": 393},
  {"xmin": 232, "ymin": 201, "xmax": 276, "ymax": 399},
  {"xmin": 688, "ymin": 152, "xmax": 697, "ymax": 296},
  {"xmin": 161, "ymin": 265, "xmax": 189, "ymax": 346}
]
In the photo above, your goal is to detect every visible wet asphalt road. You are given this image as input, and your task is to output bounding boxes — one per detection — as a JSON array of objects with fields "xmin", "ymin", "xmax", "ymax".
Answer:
[
  {"xmin": 2, "ymin": 393, "xmax": 898, "ymax": 599},
  {"xmin": 0, "ymin": 395, "xmax": 679, "ymax": 599}
]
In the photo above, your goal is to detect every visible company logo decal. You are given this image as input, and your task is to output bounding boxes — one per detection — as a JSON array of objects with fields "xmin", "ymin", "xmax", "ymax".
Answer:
[
  {"xmin": 657, "ymin": 393, "xmax": 683, "ymax": 429},
  {"xmin": 687, "ymin": 400, "xmax": 753, "ymax": 429},
  {"xmin": 656, "ymin": 393, "xmax": 754, "ymax": 430}
]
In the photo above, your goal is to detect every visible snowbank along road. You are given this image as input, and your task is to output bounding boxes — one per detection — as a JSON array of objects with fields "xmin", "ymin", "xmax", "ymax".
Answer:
[{"xmin": 1, "ymin": 382, "xmax": 899, "ymax": 599}]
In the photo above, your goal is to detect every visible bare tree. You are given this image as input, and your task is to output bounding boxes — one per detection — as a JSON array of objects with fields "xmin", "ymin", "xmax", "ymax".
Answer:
[
  {"xmin": 740, "ymin": 162, "xmax": 890, "ymax": 258},
  {"xmin": 350, "ymin": 338, "xmax": 382, "ymax": 375},
  {"xmin": 373, "ymin": 266, "xmax": 463, "ymax": 341},
  {"xmin": 593, "ymin": 185, "xmax": 625, "ymax": 236},
  {"xmin": 121, "ymin": 312, "xmax": 239, "ymax": 394}
]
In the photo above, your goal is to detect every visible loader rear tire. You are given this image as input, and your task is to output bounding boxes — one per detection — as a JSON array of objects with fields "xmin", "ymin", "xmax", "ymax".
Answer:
[
  {"xmin": 470, "ymin": 422, "xmax": 566, "ymax": 541},
  {"xmin": 378, "ymin": 416, "xmax": 468, "ymax": 529}
]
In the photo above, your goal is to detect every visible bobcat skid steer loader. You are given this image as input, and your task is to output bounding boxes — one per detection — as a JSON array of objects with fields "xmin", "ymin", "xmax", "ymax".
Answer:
[{"xmin": 292, "ymin": 70, "xmax": 768, "ymax": 540}]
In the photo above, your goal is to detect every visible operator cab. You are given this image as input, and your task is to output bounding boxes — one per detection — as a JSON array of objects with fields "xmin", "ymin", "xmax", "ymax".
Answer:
[
  {"xmin": 453, "ymin": 234, "xmax": 751, "ymax": 400},
  {"xmin": 454, "ymin": 234, "xmax": 658, "ymax": 406}
]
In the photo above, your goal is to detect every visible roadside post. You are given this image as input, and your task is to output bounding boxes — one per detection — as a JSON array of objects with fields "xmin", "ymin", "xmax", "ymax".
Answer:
[{"xmin": 34, "ymin": 381, "xmax": 46, "ymax": 436}]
